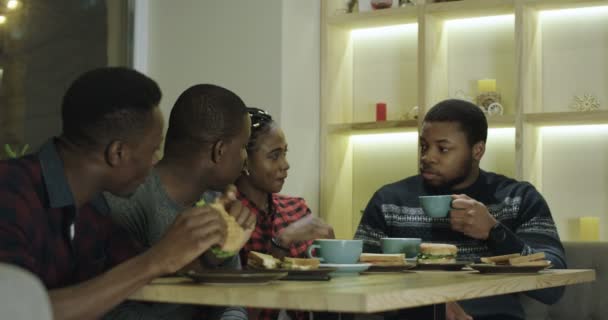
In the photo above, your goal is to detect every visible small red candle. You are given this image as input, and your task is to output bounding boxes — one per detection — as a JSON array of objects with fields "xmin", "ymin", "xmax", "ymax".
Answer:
[{"xmin": 376, "ymin": 102, "xmax": 387, "ymax": 121}]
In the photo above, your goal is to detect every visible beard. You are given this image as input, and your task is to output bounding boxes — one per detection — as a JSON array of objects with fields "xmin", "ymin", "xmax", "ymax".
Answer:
[{"xmin": 422, "ymin": 155, "xmax": 474, "ymax": 192}]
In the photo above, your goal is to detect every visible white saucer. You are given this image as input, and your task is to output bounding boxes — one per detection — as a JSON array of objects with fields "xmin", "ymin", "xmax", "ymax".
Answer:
[{"xmin": 319, "ymin": 263, "xmax": 372, "ymax": 276}]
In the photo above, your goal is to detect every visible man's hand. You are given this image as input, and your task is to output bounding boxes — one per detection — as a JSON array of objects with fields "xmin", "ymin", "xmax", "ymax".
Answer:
[
  {"xmin": 446, "ymin": 302, "xmax": 473, "ymax": 320},
  {"xmin": 219, "ymin": 185, "xmax": 256, "ymax": 231},
  {"xmin": 277, "ymin": 215, "xmax": 335, "ymax": 246},
  {"xmin": 146, "ymin": 206, "xmax": 227, "ymax": 275},
  {"xmin": 450, "ymin": 194, "xmax": 497, "ymax": 240}
]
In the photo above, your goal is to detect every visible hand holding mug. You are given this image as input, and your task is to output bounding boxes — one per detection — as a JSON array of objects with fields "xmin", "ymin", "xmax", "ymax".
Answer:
[{"xmin": 450, "ymin": 194, "xmax": 497, "ymax": 240}]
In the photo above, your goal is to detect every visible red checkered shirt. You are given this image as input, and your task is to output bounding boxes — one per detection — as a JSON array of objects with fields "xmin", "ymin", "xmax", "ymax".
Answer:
[
  {"xmin": 0, "ymin": 139, "xmax": 143, "ymax": 290},
  {"xmin": 238, "ymin": 192, "xmax": 313, "ymax": 320}
]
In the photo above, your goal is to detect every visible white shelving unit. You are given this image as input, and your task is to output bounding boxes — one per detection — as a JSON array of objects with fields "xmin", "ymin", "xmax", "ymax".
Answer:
[{"xmin": 320, "ymin": 0, "xmax": 608, "ymax": 240}]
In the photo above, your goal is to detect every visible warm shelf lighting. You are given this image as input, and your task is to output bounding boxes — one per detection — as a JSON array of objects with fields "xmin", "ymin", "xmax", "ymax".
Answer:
[
  {"xmin": 488, "ymin": 128, "xmax": 515, "ymax": 138},
  {"xmin": 540, "ymin": 6, "xmax": 608, "ymax": 18},
  {"xmin": 350, "ymin": 131, "xmax": 418, "ymax": 144},
  {"xmin": 540, "ymin": 124, "xmax": 608, "ymax": 135},
  {"xmin": 445, "ymin": 15, "xmax": 514, "ymax": 28},
  {"xmin": 7, "ymin": 0, "xmax": 19, "ymax": 10},
  {"xmin": 349, "ymin": 128, "xmax": 514, "ymax": 144},
  {"xmin": 0, "ymin": 15, "xmax": 6, "ymax": 24},
  {"xmin": 351, "ymin": 23, "xmax": 417, "ymax": 38}
]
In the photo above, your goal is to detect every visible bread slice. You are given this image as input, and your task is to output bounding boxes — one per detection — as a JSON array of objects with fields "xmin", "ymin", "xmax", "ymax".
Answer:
[
  {"xmin": 281, "ymin": 257, "xmax": 320, "ymax": 270},
  {"xmin": 511, "ymin": 260, "xmax": 551, "ymax": 267},
  {"xmin": 417, "ymin": 257, "xmax": 456, "ymax": 264},
  {"xmin": 194, "ymin": 199, "xmax": 248, "ymax": 254},
  {"xmin": 480, "ymin": 253, "xmax": 521, "ymax": 265},
  {"xmin": 359, "ymin": 253, "xmax": 406, "ymax": 266},
  {"xmin": 419, "ymin": 243, "xmax": 457, "ymax": 256},
  {"xmin": 248, "ymin": 251, "xmax": 281, "ymax": 269},
  {"xmin": 509, "ymin": 252, "xmax": 546, "ymax": 265}
]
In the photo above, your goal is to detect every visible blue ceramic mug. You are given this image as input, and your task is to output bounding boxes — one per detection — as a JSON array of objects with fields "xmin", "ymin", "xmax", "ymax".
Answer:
[
  {"xmin": 306, "ymin": 239, "xmax": 363, "ymax": 264},
  {"xmin": 419, "ymin": 195, "xmax": 454, "ymax": 218}
]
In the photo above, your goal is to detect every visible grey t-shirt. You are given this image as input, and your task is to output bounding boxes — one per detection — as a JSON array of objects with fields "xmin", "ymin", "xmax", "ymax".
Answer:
[
  {"xmin": 106, "ymin": 169, "xmax": 183, "ymax": 248},
  {"xmin": 103, "ymin": 169, "xmax": 243, "ymax": 320}
]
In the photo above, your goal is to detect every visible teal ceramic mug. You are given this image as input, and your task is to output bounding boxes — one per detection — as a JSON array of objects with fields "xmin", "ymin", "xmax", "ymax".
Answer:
[
  {"xmin": 381, "ymin": 238, "xmax": 422, "ymax": 258},
  {"xmin": 419, "ymin": 195, "xmax": 454, "ymax": 218},
  {"xmin": 306, "ymin": 239, "xmax": 363, "ymax": 264}
]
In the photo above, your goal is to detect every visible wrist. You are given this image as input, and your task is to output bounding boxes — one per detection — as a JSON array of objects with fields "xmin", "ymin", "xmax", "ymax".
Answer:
[
  {"xmin": 272, "ymin": 234, "xmax": 290, "ymax": 252},
  {"xmin": 136, "ymin": 250, "xmax": 166, "ymax": 279},
  {"xmin": 484, "ymin": 221, "xmax": 500, "ymax": 240},
  {"xmin": 276, "ymin": 232, "xmax": 291, "ymax": 248}
]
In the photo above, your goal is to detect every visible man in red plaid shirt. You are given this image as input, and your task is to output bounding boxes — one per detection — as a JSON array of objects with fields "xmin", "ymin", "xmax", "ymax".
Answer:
[
  {"xmin": 0, "ymin": 68, "xmax": 229, "ymax": 320},
  {"xmin": 236, "ymin": 108, "xmax": 335, "ymax": 320}
]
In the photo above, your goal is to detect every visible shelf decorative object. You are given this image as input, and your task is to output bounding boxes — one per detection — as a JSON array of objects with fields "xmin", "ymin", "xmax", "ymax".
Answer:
[
  {"xmin": 570, "ymin": 94, "xmax": 600, "ymax": 112},
  {"xmin": 579, "ymin": 217, "xmax": 600, "ymax": 241},
  {"xmin": 371, "ymin": 0, "xmax": 393, "ymax": 10},
  {"xmin": 454, "ymin": 90, "xmax": 474, "ymax": 103},
  {"xmin": 487, "ymin": 102, "xmax": 504, "ymax": 116},
  {"xmin": 476, "ymin": 79, "xmax": 501, "ymax": 115},
  {"xmin": 376, "ymin": 102, "xmax": 387, "ymax": 121},
  {"xmin": 407, "ymin": 106, "xmax": 419, "ymax": 120}
]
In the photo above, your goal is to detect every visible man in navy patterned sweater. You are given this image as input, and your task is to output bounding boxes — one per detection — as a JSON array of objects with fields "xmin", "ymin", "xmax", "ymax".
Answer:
[{"xmin": 355, "ymin": 99, "xmax": 566, "ymax": 320}]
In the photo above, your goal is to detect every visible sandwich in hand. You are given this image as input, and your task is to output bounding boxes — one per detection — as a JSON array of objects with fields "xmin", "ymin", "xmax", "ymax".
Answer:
[
  {"xmin": 195, "ymin": 199, "xmax": 250, "ymax": 258},
  {"xmin": 280, "ymin": 257, "xmax": 321, "ymax": 270},
  {"xmin": 359, "ymin": 253, "xmax": 407, "ymax": 266},
  {"xmin": 417, "ymin": 243, "xmax": 458, "ymax": 264}
]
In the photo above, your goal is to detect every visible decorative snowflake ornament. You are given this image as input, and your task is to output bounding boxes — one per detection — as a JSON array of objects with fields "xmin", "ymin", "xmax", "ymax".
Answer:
[
  {"xmin": 570, "ymin": 94, "xmax": 600, "ymax": 112},
  {"xmin": 454, "ymin": 89, "xmax": 474, "ymax": 103}
]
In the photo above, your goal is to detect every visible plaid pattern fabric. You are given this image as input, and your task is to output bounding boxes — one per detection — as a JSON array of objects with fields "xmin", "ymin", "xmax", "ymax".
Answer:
[
  {"xmin": 238, "ymin": 192, "xmax": 313, "ymax": 320},
  {"xmin": 0, "ymin": 140, "xmax": 143, "ymax": 289}
]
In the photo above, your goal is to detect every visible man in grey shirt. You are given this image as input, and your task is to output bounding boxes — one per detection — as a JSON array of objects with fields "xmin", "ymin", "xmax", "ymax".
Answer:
[{"xmin": 104, "ymin": 84, "xmax": 256, "ymax": 320}]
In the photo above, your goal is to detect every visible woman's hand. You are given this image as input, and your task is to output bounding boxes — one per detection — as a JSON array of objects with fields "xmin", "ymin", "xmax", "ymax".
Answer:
[{"xmin": 277, "ymin": 215, "xmax": 335, "ymax": 247}]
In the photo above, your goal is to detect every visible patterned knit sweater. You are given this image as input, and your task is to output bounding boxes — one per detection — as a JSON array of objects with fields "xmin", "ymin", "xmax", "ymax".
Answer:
[{"xmin": 355, "ymin": 170, "xmax": 566, "ymax": 319}]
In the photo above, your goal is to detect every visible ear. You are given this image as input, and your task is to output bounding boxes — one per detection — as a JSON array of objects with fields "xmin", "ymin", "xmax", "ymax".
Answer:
[
  {"xmin": 105, "ymin": 140, "xmax": 127, "ymax": 167},
  {"xmin": 211, "ymin": 140, "xmax": 225, "ymax": 164},
  {"xmin": 472, "ymin": 141, "xmax": 485, "ymax": 162}
]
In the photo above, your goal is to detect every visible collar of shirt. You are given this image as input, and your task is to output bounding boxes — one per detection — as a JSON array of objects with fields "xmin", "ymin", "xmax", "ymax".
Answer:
[
  {"xmin": 37, "ymin": 138, "xmax": 109, "ymax": 215},
  {"xmin": 237, "ymin": 191, "xmax": 275, "ymax": 216}
]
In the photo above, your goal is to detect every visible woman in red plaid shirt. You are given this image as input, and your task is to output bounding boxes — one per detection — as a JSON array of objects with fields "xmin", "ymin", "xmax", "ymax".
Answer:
[{"xmin": 236, "ymin": 108, "xmax": 335, "ymax": 320}]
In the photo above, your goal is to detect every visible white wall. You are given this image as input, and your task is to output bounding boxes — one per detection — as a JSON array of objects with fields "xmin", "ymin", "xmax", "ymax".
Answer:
[
  {"xmin": 134, "ymin": 0, "xmax": 321, "ymax": 213},
  {"xmin": 279, "ymin": 1, "xmax": 321, "ymax": 214}
]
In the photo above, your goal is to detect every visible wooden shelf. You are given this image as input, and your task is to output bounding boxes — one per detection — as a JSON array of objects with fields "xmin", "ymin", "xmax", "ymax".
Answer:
[
  {"xmin": 328, "ymin": 119, "xmax": 418, "ymax": 133},
  {"xmin": 524, "ymin": 110, "xmax": 608, "ymax": 126},
  {"xmin": 524, "ymin": 0, "xmax": 608, "ymax": 11},
  {"xmin": 327, "ymin": 115, "xmax": 515, "ymax": 134},
  {"xmin": 320, "ymin": 0, "xmax": 608, "ymax": 240},
  {"xmin": 425, "ymin": 0, "xmax": 515, "ymax": 19},
  {"xmin": 327, "ymin": 6, "xmax": 418, "ymax": 29},
  {"xmin": 487, "ymin": 115, "xmax": 516, "ymax": 128}
]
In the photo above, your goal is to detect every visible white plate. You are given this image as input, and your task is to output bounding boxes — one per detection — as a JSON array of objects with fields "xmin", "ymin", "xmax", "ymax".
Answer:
[{"xmin": 319, "ymin": 263, "xmax": 372, "ymax": 276}]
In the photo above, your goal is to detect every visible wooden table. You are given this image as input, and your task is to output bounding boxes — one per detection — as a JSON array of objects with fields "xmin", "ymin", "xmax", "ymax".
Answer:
[{"xmin": 130, "ymin": 269, "xmax": 594, "ymax": 315}]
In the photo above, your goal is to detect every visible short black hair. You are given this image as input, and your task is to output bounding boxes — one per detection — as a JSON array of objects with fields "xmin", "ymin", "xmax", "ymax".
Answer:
[
  {"xmin": 424, "ymin": 99, "xmax": 488, "ymax": 145},
  {"xmin": 61, "ymin": 67, "xmax": 162, "ymax": 147},
  {"xmin": 164, "ymin": 84, "xmax": 247, "ymax": 158},
  {"xmin": 246, "ymin": 107, "xmax": 275, "ymax": 152}
]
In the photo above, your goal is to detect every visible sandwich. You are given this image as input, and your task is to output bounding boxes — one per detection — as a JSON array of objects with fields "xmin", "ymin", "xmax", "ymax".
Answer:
[
  {"xmin": 195, "ymin": 199, "xmax": 248, "ymax": 258},
  {"xmin": 417, "ymin": 243, "xmax": 458, "ymax": 264},
  {"xmin": 280, "ymin": 257, "xmax": 321, "ymax": 270},
  {"xmin": 480, "ymin": 253, "xmax": 521, "ymax": 265},
  {"xmin": 480, "ymin": 252, "xmax": 551, "ymax": 267},
  {"xmin": 359, "ymin": 253, "xmax": 407, "ymax": 266},
  {"xmin": 248, "ymin": 251, "xmax": 281, "ymax": 269}
]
